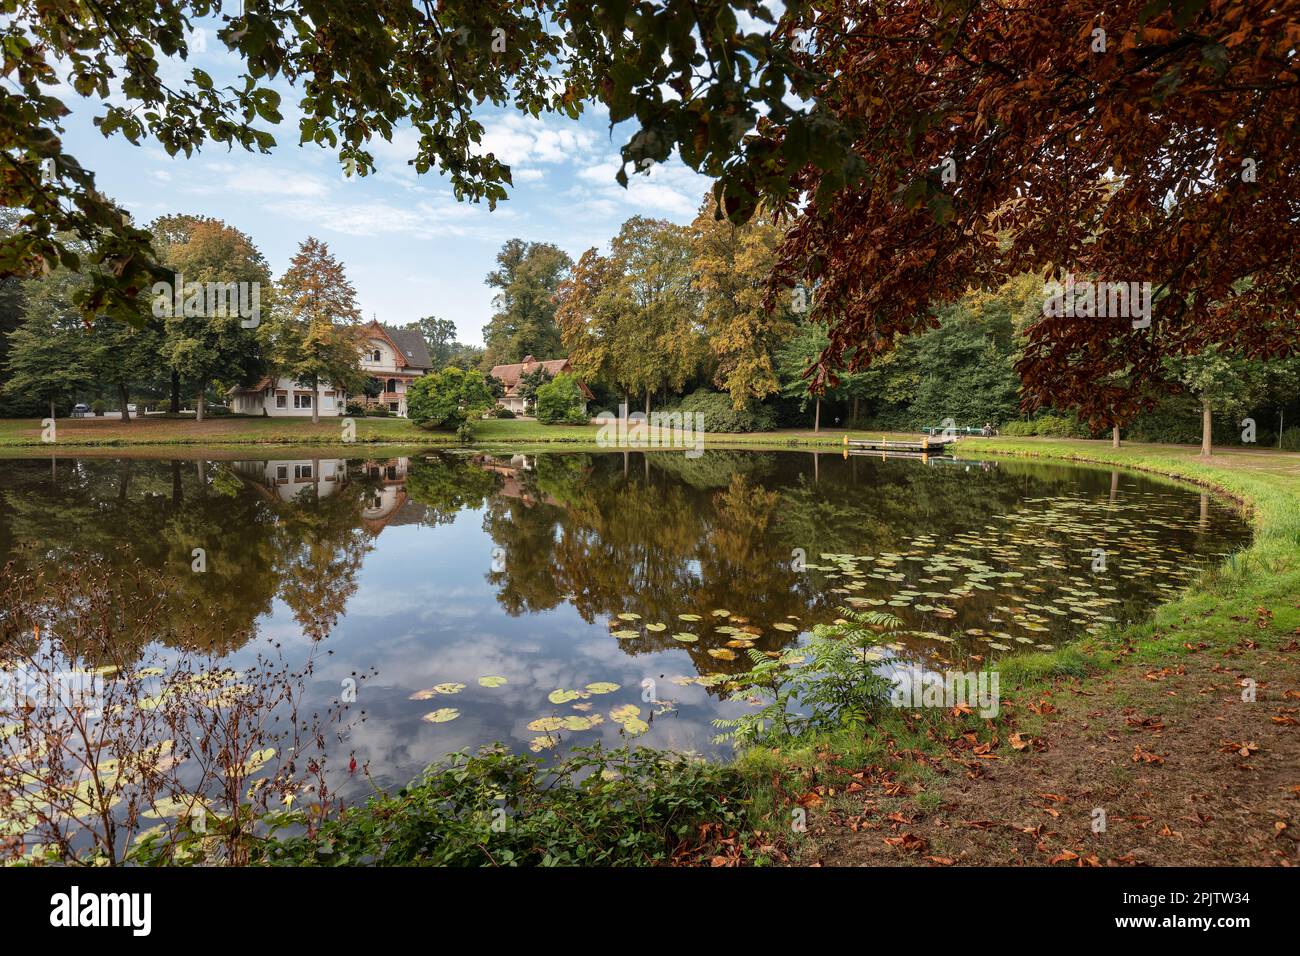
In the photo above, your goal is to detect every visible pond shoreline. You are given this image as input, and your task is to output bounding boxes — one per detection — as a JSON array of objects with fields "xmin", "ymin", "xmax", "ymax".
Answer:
[{"xmin": 776, "ymin": 438, "xmax": 1300, "ymax": 866}]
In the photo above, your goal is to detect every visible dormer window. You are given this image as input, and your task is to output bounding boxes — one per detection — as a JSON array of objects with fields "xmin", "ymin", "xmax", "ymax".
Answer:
[{"xmin": 371, "ymin": 349, "xmax": 382, "ymax": 362}]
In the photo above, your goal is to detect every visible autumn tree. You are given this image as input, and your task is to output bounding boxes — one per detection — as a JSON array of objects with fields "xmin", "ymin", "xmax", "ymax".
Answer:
[
  {"xmin": 153, "ymin": 215, "xmax": 269, "ymax": 420},
  {"xmin": 265, "ymin": 237, "xmax": 365, "ymax": 423},
  {"xmin": 761, "ymin": 2, "xmax": 1299, "ymax": 429},
  {"xmin": 557, "ymin": 217, "xmax": 704, "ymax": 413},
  {"xmin": 691, "ymin": 196, "xmax": 795, "ymax": 409},
  {"xmin": 481, "ymin": 239, "xmax": 572, "ymax": 367}
]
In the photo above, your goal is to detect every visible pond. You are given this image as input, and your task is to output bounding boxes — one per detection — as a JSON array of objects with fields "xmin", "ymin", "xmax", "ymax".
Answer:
[{"xmin": 0, "ymin": 448, "xmax": 1251, "ymax": 796}]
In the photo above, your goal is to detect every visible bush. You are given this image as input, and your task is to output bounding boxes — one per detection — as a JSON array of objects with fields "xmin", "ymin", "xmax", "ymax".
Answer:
[
  {"xmin": 345, "ymin": 401, "xmax": 366, "ymax": 416},
  {"xmin": 1000, "ymin": 414, "xmax": 1086, "ymax": 437},
  {"xmin": 367, "ymin": 406, "xmax": 390, "ymax": 417},
  {"xmin": 662, "ymin": 389, "xmax": 776, "ymax": 433},
  {"xmin": 251, "ymin": 745, "xmax": 745, "ymax": 867},
  {"xmin": 407, "ymin": 367, "xmax": 495, "ymax": 430},
  {"xmin": 90, "ymin": 400, "xmax": 106, "ymax": 416},
  {"xmin": 535, "ymin": 373, "xmax": 589, "ymax": 425},
  {"xmin": 494, "ymin": 407, "xmax": 516, "ymax": 419},
  {"xmin": 1280, "ymin": 427, "xmax": 1300, "ymax": 451}
]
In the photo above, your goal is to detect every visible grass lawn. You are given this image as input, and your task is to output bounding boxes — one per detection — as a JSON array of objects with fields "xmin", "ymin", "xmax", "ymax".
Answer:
[{"xmin": 0, "ymin": 414, "xmax": 918, "ymax": 450}]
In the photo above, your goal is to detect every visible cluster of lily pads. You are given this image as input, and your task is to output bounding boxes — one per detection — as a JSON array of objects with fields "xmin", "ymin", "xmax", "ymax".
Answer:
[
  {"xmin": 607, "ymin": 608, "xmax": 801, "ymax": 662},
  {"xmin": 408, "ymin": 676, "xmax": 677, "ymax": 754}
]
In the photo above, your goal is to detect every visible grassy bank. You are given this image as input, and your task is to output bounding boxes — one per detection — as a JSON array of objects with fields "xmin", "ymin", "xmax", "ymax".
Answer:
[
  {"xmin": 744, "ymin": 438, "xmax": 1300, "ymax": 865},
  {"xmin": 0, "ymin": 414, "xmax": 908, "ymax": 451}
]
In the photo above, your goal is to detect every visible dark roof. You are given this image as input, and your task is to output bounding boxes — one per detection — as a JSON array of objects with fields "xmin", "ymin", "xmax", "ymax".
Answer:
[{"xmin": 380, "ymin": 324, "xmax": 433, "ymax": 369}]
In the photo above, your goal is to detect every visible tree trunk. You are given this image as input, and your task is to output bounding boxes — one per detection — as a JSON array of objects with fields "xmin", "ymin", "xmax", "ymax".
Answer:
[
  {"xmin": 48, "ymin": 397, "xmax": 55, "ymax": 421},
  {"xmin": 1111, "ymin": 425, "xmax": 1120, "ymax": 448},
  {"xmin": 312, "ymin": 378, "xmax": 321, "ymax": 424},
  {"xmin": 852, "ymin": 395, "xmax": 860, "ymax": 428},
  {"xmin": 170, "ymin": 369, "xmax": 180, "ymax": 414},
  {"xmin": 196, "ymin": 389, "xmax": 206, "ymax": 423},
  {"xmin": 814, "ymin": 397, "xmax": 821, "ymax": 433},
  {"xmin": 1200, "ymin": 397, "xmax": 1213, "ymax": 457},
  {"xmin": 118, "ymin": 383, "xmax": 131, "ymax": 424},
  {"xmin": 644, "ymin": 391, "xmax": 651, "ymax": 416},
  {"xmin": 171, "ymin": 460, "xmax": 183, "ymax": 506}
]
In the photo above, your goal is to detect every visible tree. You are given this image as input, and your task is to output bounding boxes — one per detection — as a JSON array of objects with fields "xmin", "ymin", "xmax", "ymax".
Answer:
[
  {"xmin": 406, "ymin": 366, "xmax": 495, "ymax": 430},
  {"xmin": 481, "ymin": 239, "xmax": 571, "ymax": 367},
  {"xmin": 153, "ymin": 216, "xmax": 269, "ymax": 420},
  {"xmin": 2, "ymin": 2, "xmax": 814, "ymax": 325},
  {"xmin": 691, "ymin": 197, "xmax": 794, "ymax": 408},
  {"xmin": 1168, "ymin": 348, "xmax": 1270, "ymax": 457},
  {"xmin": 557, "ymin": 217, "xmax": 704, "ymax": 413},
  {"xmin": 515, "ymin": 365, "xmax": 552, "ymax": 413},
  {"xmin": 761, "ymin": 3, "xmax": 1298, "ymax": 428},
  {"xmin": 2, "ymin": 273, "xmax": 92, "ymax": 421},
  {"xmin": 265, "ymin": 237, "xmax": 365, "ymax": 423},
  {"xmin": 406, "ymin": 316, "xmax": 458, "ymax": 367},
  {"xmin": 535, "ymin": 373, "xmax": 588, "ymax": 424},
  {"xmin": 776, "ymin": 320, "xmax": 833, "ymax": 432}
]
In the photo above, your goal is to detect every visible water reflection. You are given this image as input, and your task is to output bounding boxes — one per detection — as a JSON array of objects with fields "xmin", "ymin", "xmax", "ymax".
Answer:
[{"xmin": 0, "ymin": 450, "xmax": 1251, "ymax": 782}]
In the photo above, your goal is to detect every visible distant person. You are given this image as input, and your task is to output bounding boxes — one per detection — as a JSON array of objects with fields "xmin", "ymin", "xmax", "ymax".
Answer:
[{"xmin": 982, "ymin": 422, "xmax": 995, "ymax": 437}]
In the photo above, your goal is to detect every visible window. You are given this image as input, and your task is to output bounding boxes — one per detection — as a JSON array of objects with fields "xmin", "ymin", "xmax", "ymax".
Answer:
[
  {"xmin": 275, "ymin": 392, "xmax": 287, "ymax": 408},
  {"xmin": 371, "ymin": 349, "xmax": 381, "ymax": 362},
  {"xmin": 386, "ymin": 378, "xmax": 397, "ymax": 393},
  {"xmin": 294, "ymin": 464, "xmax": 313, "ymax": 480},
  {"xmin": 388, "ymin": 402, "xmax": 399, "ymax": 413},
  {"xmin": 275, "ymin": 466, "xmax": 288, "ymax": 480},
  {"xmin": 294, "ymin": 393, "xmax": 312, "ymax": 409}
]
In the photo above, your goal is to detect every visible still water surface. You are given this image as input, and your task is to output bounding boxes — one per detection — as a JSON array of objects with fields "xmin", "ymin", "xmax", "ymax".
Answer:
[{"xmin": 0, "ymin": 449, "xmax": 1250, "ymax": 791}]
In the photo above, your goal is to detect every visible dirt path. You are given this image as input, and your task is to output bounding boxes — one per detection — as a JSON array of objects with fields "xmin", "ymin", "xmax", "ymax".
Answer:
[{"xmin": 806, "ymin": 632, "xmax": 1300, "ymax": 866}]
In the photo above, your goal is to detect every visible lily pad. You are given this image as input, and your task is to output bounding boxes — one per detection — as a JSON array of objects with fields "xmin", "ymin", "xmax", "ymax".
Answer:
[
  {"xmin": 478, "ymin": 676, "xmax": 508, "ymax": 688},
  {"xmin": 422, "ymin": 708, "xmax": 460, "ymax": 723}
]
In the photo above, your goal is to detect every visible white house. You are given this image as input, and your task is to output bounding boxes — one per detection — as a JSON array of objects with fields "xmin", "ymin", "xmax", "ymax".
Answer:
[{"xmin": 228, "ymin": 321, "xmax": 434, "ymax": 417}]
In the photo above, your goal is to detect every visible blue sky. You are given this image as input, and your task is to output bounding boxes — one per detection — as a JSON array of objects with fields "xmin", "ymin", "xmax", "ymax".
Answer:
[{"xmin": 56, "ymin": 27, "xmax": 715, "ymax": 347}]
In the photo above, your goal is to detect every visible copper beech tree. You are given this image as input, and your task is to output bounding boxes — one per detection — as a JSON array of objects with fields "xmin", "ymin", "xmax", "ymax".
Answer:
[{"xmin": 757, "ymin": 0, "xmax": 1299, "ymax": 426}]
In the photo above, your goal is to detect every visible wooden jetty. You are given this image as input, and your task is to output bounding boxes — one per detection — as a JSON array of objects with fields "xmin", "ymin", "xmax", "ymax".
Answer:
[{"xmin": 842, "ymin": 434, "xmax": 958, "ymax": 458}]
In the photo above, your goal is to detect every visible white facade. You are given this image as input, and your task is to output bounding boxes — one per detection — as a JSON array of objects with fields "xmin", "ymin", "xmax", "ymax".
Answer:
[{"xmin": 229, "ymin": 377, "xmax": 346, "ymax": 417}]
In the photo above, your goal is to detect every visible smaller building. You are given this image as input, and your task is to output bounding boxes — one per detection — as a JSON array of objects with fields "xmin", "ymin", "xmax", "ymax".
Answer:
[
  {"xmin": 228, "ymin": 377, "xmax": 346, "ymax": 417},
  {"xmin": 487, "ymin": 355, "xmax": 592, "ymax": 416}
]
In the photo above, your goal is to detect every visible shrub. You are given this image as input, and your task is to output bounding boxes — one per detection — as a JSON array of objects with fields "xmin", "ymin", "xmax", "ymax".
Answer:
[
  {"xmin": 1000, "ymin": 414, "xmax": 1086, "ymax": 437},
  {"xmin": 367, "ymin": 406, "xmax": 389, "ymax": 417},
  {"xmin": 494, "ymin": 407, "xmax": 516, "ymax": 419},
  {"xmin": 535, "ymin": 373, "xmax": 589, "ymax": 424},
  {"xmin": 664, "ymin": 389, "xmax": 776, "ymax": 433},
  {"xmin": 252, "ymin": 745, "xmax": 746, "ymax": 867},
  {"xmin": 712, "ymin": 608, "xmax": 901, "ymax": 748},
  {"xmin": 1281, "ymin": 427, "xmax": 1300, "ymax": 451},
  {"xmin": 407, "ymin": 367, "xmax": 495, "ymax": 430},
  {"xmin": 345, "ymin": 401, "xmax": 366, "ymax": 416},
  {"xmin": 90, "ymin": 400, "xmax": 106, "ymax": 416}
]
